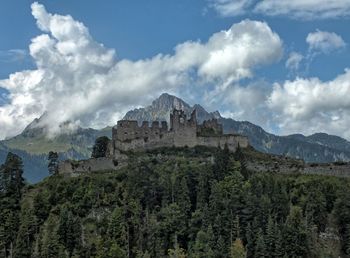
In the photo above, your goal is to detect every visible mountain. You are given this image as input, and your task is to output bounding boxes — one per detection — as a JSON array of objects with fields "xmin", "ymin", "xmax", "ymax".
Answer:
[
  {"xmin": 0, "ymin": 116, "xmax": 112, "ymax": 182},
  {"xmin": 124, "ymin": 93, "xmax": 220, "ymax": 123},
  {"xmin": 2, "ymin": 92, "xmax": 350, "ymax": 183},
  {"xmin": 124, "ymin": 93, "xmax": 350, "ymax": 163}
]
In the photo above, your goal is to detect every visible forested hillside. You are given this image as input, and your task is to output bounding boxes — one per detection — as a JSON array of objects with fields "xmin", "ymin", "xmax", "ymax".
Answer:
[{"xmin": 1, "ymin": 147, "xmax": 350, "ymax": 257}]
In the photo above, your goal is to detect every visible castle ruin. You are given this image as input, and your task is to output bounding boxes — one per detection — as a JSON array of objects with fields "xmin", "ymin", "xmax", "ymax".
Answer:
[
  {"xmin": 112, "ymin": 109, "xmax": 248, "ymax": 155},
  {"xmin": 58, "ymin": 109, "xmax": 249, "ymax": 175}
]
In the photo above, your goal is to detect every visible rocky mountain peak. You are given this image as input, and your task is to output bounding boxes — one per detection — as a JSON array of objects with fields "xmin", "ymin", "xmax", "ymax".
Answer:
[{"xmin": 123, "ymin": 93, "xmax": 219, "ymax": 123}]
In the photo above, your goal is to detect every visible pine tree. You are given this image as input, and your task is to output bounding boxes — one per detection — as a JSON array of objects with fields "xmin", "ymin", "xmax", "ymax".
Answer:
[
  {"xmin": 177, "ymin": 177, "xmax": 191, "ymax": 217},
  {"xmin": 230, "ymin": 238, "xmax": 246, "ymax": 258},
  {"xmin": 3, "ymin": 152, "xmax": 24, "ymax": 197},
  {"xmin": 212, "ymin": 145, "xmax": 230, "ymax": 181},
  {"xmin": 192, "ymin": 230, "xmax": 214, "ymax": 258},
  {"xmin": 233, "ymin": 144, "xmax": 249, "ymax": 180},
  {"xmin": 254, "ymin": 229, "xmax": 266, "ymax": 258},
  {"xmin": 265, "ymin": 216, "xmax": 276, "ymax": 256},
  {"xmin": 345, "ymin": 224, "xmax": 350, "ymax": 255},
  {"xmin": 282, "ymin": 206, "xmax": 308, "ymax": 258},
  {"xmin": 48, "ymin": 151, "xmax": 59, "ymax": 175},
  {"xmin": 91, "ymin": 136, "xmax": 110, "ymax": 158},
  {"xmin": 41, "ymin": 215, "xmax": 61, "ymax": 258},
  {"xmin": 274, "ymin": 226, "xmax": 284, "ymax": 258},
  {"xmin": 13, "ymin": 203, "xmax": 37, "ymax": 258},
  {"xmin": 245, "ymin": 223, "xmax": 254, "ymax": 258},
  {"xmin": 216, "ymin": 235, "xmax": 228, "ymax": 258},
  {"xmin": 107, "ymin": 206, "xmax": 128, "ymax": 250},
  {"xmin": 57, "ymin": 207, "xmax": 81, "ymax": 256},
  {"xmin": 0, "ymin": 226, "xmax": 6, "ymax": 258}
]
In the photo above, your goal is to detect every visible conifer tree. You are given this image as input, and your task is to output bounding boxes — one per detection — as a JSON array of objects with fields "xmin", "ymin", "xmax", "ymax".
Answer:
[
  {"xmin": 91, "ymin": 136, "xmax": 110, "ymax": 158},
  {"xmin": 245, "ymin": 223, "xmax": 254, "ymax": 258},
  {"xmin": 13, "ymin": 203, "xmax": 37, "ymax": 258},
  {"xmin": 254, "ymin": 229, "xmax": 266, "ymax": 258},
  {"xmin": 48, "ymin": 151, "xmax": 59, "ymax": 175},
  {"xmin": 41, "ymin": 215, "xmax": 61, "ymax": 258},
  {"xmin": 57, "ymin": 207, "xmax": 81, "ymax": 257},
  {"xmin": 265, "ymin": 216, "xmax": 276, "ymax": 256},
  {"xmin": 282, "ymin": 206, "xmax": 308, "ymax": 257},
  {"xmin": 230, "ymin": 238, "xmax": 246, "ymax": 258},
  {"xmin": 192, "ymin": 230, "xmax": 214, "ymax": 258}
]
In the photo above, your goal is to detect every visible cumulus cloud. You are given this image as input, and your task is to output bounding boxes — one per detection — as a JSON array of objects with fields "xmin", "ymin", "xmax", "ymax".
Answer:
[
  {"xmin": 306, "ymin": 30, "xmax": 346, "ymax": 54},
  {"xmin": 220, "ymin": 82, "xmax": 275, "ymax": 131},
  {"xmin": 0, "ymin": 2, "xmax": 283, "ymax": 139},
  {"xmin": 268, "ymin": 69, "xmax": 350, "ymax": 139},
  {"xmin": 285, "ymin": 52, "xmax": 303, "ymax": 72},
  {"xmin": 209, "ymin": 0, "xmax": 350, "ymax": 19}
]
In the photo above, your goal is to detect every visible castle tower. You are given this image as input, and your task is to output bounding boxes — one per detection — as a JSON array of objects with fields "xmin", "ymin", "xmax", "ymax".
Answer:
[{"xmin": 170, "ymin": 109, "xmax": 187, "ymax": 131}]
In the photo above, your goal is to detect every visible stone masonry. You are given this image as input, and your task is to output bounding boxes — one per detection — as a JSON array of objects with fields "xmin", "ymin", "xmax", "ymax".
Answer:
[{"xmin": 112, "ymin": 109, "xmax": 249, "ymax": 156}]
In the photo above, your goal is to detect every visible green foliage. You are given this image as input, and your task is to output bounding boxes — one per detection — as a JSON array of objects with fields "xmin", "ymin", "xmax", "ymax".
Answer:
[
  {"xmin": 230, "ymin": 238, "xmax": 246, "ymax": 258},
  {"xmin": 91, "ymin": 136, "xmax": 110, "ymax": 158},
  {"xmin": 0, "ymin": 148, "xmax": 349, "ymax": 257},
  {"xmin": 47, "ymin": 151, "xmax": 59, "ymax": 175}
]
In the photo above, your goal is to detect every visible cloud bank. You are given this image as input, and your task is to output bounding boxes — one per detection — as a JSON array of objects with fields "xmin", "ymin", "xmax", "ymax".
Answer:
[
  {"xmin": 209, "ymin": 0, "xmax": 350, "ymax": 19},
  {"xmin": 0, "ymin": 2, "xmax": 283, "ymax": 139},
  {"xmin": 268, "ymin": 69, "xmax": 350, "ymax": 139}
]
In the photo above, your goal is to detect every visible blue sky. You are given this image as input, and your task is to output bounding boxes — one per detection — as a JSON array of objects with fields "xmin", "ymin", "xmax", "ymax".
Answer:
[{"xmin": 0, "ymin": 0, "xmax": 350, "ymax": 139}]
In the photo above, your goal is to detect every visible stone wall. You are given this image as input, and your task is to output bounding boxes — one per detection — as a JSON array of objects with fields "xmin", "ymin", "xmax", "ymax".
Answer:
[
  {"xmin": 58, "ymin": 156, "xmax": 128, "ymax": 175},
  {"xmin": 246, "ymin": 154, "xmax": 350, "ymax": 177},
  {"xmin": 196, "ymin": 134, "xmax": 249, "ymax": 152},
  {"xmin": 304, "ymin": 163, "xmax": 350, "ymax": 177}
]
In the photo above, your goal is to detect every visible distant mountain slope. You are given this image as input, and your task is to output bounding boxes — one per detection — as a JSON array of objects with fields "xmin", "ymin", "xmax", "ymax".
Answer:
[
  {"xmin": 0, "ymin": 117, "xmax": 112, "ymax": 182},
  {"xmin": 124, "ymin": 93, "xmax": 350, "ymax": 163}
]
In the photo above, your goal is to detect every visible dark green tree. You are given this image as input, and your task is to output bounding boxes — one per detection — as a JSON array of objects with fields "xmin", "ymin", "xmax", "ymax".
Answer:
[
  {"xmin": 40, "ymin": 215, "xmax": 61, "ymax": 258},
  {"xmin": 48, "ymin": 151, "xmax": 59, "ymax": 175},
  {"xmin": 192, "ymin": 230, "xmax": 214, "ymax": 258},
  {"xmin": 282, "ymin": 206, "xmax": 308, "ymax": 257},
  {"xmin": 212, "ymin": 144, "xmax": 230, "ymax": 181},
  {"xmin": 2, "ymin": 152, "xmax": 24, "ymax": 197},
  {"xmin": 254, "ymin": 229, "xmax": 266, "ymax": 258},
  {"xmin": 265, "ymin": 216, "xmax": 276, "ymax": 256},
  {"xmin": 57, "ymin": 206, "xmax": 81, "ymax": 257},
  {"xmin": 91, "ymin": 136, "xmax": 110, "ymax": 158},
  {"xmin": 13, "ymin": 203, "xmax": 37, "ymax": 258}
]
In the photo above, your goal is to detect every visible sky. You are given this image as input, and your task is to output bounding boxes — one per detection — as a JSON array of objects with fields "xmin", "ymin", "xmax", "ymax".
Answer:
[{"xmin": 0, "ymin": 0, "xmax": 350, "ymax": 140}]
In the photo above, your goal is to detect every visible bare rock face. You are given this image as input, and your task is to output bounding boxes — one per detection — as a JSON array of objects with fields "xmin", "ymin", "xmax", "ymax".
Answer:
[{"xmin": 123, "ymin": 93, "xmax": 221, "ymax": 124}]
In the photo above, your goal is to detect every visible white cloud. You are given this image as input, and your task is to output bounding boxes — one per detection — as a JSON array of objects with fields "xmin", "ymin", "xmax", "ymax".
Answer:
[
  {"xmin": 0, "ymin": 3, "xmax": 283, "ymax": 139},
  {"xmin": 208, "ymin": 0, "xmax": 254, "ymax": 16},
  {"xmin": 0, "ymin": 49, "xmax": 28, "ymax": 63},
  {"xmin": 220, "ymin": 82, "xmax": 275, "ymax": 131},
  {"xmin": 285, "ymin": 52, "xmax": 303, "ymax": 71},
  {"xmin": 255, "ymin": 0, "xmax": 350, "ymax": 19},
  {"xmin": 209, "ymin": 0, "xmax": 350, "ymax": 19},
  {"xmin": 306, "ymin": 30, "xmax": 346, "ymax": 54},
  {"xmin": 268, "ymin": 69, "xmax": 350, "ymax": 139}
]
